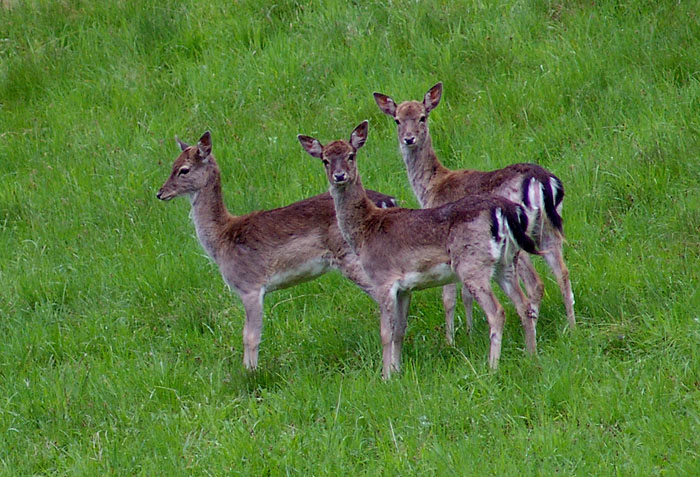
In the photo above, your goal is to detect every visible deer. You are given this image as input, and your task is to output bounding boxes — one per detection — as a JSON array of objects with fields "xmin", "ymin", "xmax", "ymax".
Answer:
[
  {"xmin": 374, "ymin": 82, "xmax": 575, "ymax": 345},
  {"xmin": 298, "ymin": 120, "xmax": 541, "ymax": 378},
  {"xmin": 156, "ymin": 131, "xmax": 399, "ymax": 371}
]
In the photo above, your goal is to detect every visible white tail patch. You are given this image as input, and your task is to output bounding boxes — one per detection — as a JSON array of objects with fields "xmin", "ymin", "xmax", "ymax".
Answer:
[
  {"xmin": 523, "ymin": 178, "xmax": 544, "ymax": 238},
  {"xmin": 493, "ymin": 206, "xmax": 527, "ymax": 263}
]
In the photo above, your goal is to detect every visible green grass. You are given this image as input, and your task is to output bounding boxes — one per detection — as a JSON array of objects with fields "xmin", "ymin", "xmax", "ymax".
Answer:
[{"xmin": 1, "ymin": 0, "xmax": 699, "ymax": 474}]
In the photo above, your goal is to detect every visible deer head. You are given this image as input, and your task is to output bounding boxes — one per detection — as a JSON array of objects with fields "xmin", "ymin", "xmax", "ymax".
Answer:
[
  {"xmin": 374, "ymin": 82, "xmax": 442, "ymax": 150},
  {"xmin": 157, "ymin": 131, "xmax": 214, "ymax": 201},
  {"xmin": 298, "ymin": 120, "xmax": 368, "ymax": 188}
]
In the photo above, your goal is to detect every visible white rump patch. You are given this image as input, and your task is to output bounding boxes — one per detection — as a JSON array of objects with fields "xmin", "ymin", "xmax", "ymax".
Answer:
[
  {"xmin": 527, "ymin": 178, "xmax": 543, "ymax": 212},
  {"xmin": 523, "ymin": 178, "xmax": 543, "ymax": 236},
  {"xmin": 490, "ymin": 208, "xmax": 506, "ymax": 260}
]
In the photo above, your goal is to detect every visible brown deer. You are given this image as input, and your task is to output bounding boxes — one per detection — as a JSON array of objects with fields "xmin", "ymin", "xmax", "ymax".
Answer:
[
  {"xmin": 299, "ymin": 121, "xmax": 541, "ymax": 378},
  {"xmin": 374, "ymin": 82, "xmax": 575, "ymax": 344},
  {"xmin": 157, "ymin": 131, "xmax": 398, "ymax": 371}
]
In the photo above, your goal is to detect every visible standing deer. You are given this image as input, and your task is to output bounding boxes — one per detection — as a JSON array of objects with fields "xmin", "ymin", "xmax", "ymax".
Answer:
[
  {"xmin": 299, "ymin": 121, "xmax": 541, "ymax": 378},
  {"xmin": 157, "ymin": 131, "xmax": 398, "ymax": 371},
  {"xmin": 374, "ymin": 82, "xmax": 575, "ymax": 344}
]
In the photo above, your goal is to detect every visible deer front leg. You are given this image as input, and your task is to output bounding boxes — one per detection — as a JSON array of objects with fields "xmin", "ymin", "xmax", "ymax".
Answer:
[
  {"xmin": 376, "ymin": 289, "xmax": 400, "ymax": 379},
  {"xmin": 379, "ymin": 306, "xmax": 394, "ymax": 380},
  {"xmin": 391, "ymin": 290, "xmax": 411, "ymax": 372},
  {"xmin": 241, "ymin": 290, "xmax": 264, "ymax": 370},
  {"xmin": 336, "ymin": 252, "xmax": 380, "ymax": 303}
]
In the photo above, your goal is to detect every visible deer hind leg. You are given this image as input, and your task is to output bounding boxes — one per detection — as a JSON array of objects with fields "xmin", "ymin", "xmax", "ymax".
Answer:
[
  {"xmin": 496, "ymin": 263, "xmax": 538, "ymax": 356},
  {"xmin": 391, "ymin": 290, "xmax": 411, "ymax": 372},
  {"xmin": 461, "ymin": 283, "xmax": 474, "ymax": 334},
  {"xmin": 541, "ymin": 233, "xmax": 576, "ymax": 329},
  {"xmin": 442, "ymin": 284, "xmax": 457, "ymax": 345},
  {"xmin": 516, "ymin": 253, "xmax": 544, "ymax": 320},
  {"xmin": 470, "ymin": 285, "xmax": 506, "ymax": 369},
  {"xmin": 241, "ymin": 290, "xmax": 264, "ymax": 370},
  {"xmin": 457, "ymin": 267, "xmax": 506, "ymax": 369},
  {"xmin": 443, "ymin": 283, "xmax": 474, "ymax": 344}
]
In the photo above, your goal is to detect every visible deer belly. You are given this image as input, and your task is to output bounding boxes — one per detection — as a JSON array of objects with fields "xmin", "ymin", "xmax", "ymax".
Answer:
[
  {"xmin": 265, "ymin": 258, "xmax": 331, "ymax": 292},
  {"xmin": 398, "ymin": 263, "xmax": 457, "ymax": 291}
]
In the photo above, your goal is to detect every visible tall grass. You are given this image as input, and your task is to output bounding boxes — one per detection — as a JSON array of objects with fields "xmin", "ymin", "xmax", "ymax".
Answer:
[{"xmin": 1, "ymin": 0, "xmax": 699, "ymax": 474}]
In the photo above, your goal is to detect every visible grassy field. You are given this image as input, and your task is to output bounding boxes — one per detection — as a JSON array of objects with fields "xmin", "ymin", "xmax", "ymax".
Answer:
[{"xmin": 1, "ymin": 0, "xmax": 699, "ymax": 474}]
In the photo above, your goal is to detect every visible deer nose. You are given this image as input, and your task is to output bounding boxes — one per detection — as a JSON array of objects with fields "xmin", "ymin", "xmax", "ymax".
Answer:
[
  {"xmin": 403, "ymin": 136, "xmax": 415, "ymax": 145},
  {"xmin": 333, "ymin": 172, "xmax": 347, "ymax": 183},
  {"xmin": 156, "ymin": 190, "xmax": 163, "ymax": 199}
]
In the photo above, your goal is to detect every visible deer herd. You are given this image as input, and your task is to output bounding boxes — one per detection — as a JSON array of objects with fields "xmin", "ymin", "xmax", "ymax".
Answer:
[{"xmin": 158, "ymin": 82, "xmax": 576, "ymax": 379}]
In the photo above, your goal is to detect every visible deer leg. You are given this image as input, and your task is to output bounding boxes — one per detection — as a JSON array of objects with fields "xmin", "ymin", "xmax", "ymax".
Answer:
[
  {"xmin": 376, "ymin": 290, "xmax": 397, "ymax": 380},
  {"xmin": 380, "ymin": 306, "xmax": 395, "ymax": 380},
  {"xmin": 462, "ymin": 280, "xmax": 506, "ymax": 370},
  {"xmin": 442, "ymin": 284, "xmax": 457, "ymax": 345},
  {"xmin": 497, "ymin": 265, "xmax": 538, "ymax": 356},
  {"xmin": 516, "ymin": 253, "xmax": 544, "ymax": 320},
  {"xmin": 541, "ymin": 238, "xmax": 576, "ymax": 329},
  {"xmin": 444, "ymin": 282, "xmax": 475, "ymax": 343},
  {"xmin": 392, "ymin": 290, "xmax": 411, "ymax": 372},
  {"xmin": 461, "ymin": 283, "xmax": 474, "ymax": 334},
  {"xmin": 241, "ymin": 290, "xmax": 264, "ymax": 370},
  {"xmin": 336, "ymin": 252, "xmax": 380, "ymax": 303}
]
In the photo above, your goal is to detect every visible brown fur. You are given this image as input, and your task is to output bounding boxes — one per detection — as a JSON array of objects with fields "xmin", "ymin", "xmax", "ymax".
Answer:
[
  {"xmin": 375, "ymin": 82, "xmax": 575, "ymax": 338},
  {"xmin": 299, "ymin": 121, "xmax": 539, "ymax": 378},
  {"xmin": 157, "ymin": 131, "xmax": 397, "ymax": 371}
]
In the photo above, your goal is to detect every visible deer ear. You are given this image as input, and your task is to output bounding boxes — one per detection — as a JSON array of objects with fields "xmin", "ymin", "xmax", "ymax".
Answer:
[
  {"xmin": 423, "ymin": 82, "xmax": 443, "ymax": 113},
  {"xmin": 175, "ymin": 136, "xmax": 190, "ymax": 151},
  {"xmin": 298, "ymin": 135, "xmax": 323, "ymax": 159},
  {"xmin": 350, "ymin": 120, "xmax": 368, "ymax": 151},
  {"xmin": 197, "ymin": 131, "xmax": 212, "ymax": 159},
  {"xmin": 373, "ymin": 92, "xmax": 397, "ymax": 117}
]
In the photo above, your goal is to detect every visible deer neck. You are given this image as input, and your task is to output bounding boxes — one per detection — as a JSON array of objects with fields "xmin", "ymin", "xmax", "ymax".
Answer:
[
  {"xmin": 329, "ymin": 175, "xmax": 374, "ymax": 251},
  {"xmin": 189, "ymin": 163, "xmax": 233, "ymax": 260},
  {"xmin": 400, "ymin": 134, "xmax": 448, "ymax": 207}
]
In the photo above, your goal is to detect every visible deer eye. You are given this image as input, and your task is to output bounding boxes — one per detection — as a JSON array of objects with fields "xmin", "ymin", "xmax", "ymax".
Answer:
[
  {"xmin": 419, "ymin": 115, "xmax": 426, "ymax": 123},
  {"xmin": 178, "ymin": 167, "xmax": 190, "ymax": 176},
  {"xmin": 348, "ymin": 153, "xmax": 355, "ymax": 161},
  {"xmin": 322, "ymin": 159, "xmax": 330, "ymax": 166}
]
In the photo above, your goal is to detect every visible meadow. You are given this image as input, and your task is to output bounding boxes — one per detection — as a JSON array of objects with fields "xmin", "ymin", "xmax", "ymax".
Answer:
[{"xmin": 1, "ymin": 0, "xmax": 699, "ymax": 474}]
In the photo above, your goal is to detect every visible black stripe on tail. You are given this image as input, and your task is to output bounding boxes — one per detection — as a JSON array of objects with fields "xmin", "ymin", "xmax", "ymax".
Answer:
[
  {"xmin": 503, "ymin": 205, "xmax": 539, "ymax": 255},
  {"xmin": 521, "ymin": 177, "xmax": 533, "ymax": 209}
]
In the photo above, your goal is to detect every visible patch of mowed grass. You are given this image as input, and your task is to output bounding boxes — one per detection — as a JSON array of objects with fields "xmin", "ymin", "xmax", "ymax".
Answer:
[{"xmin": 1, "ymin": 0, "xmax": 699, "ymax": 474}]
